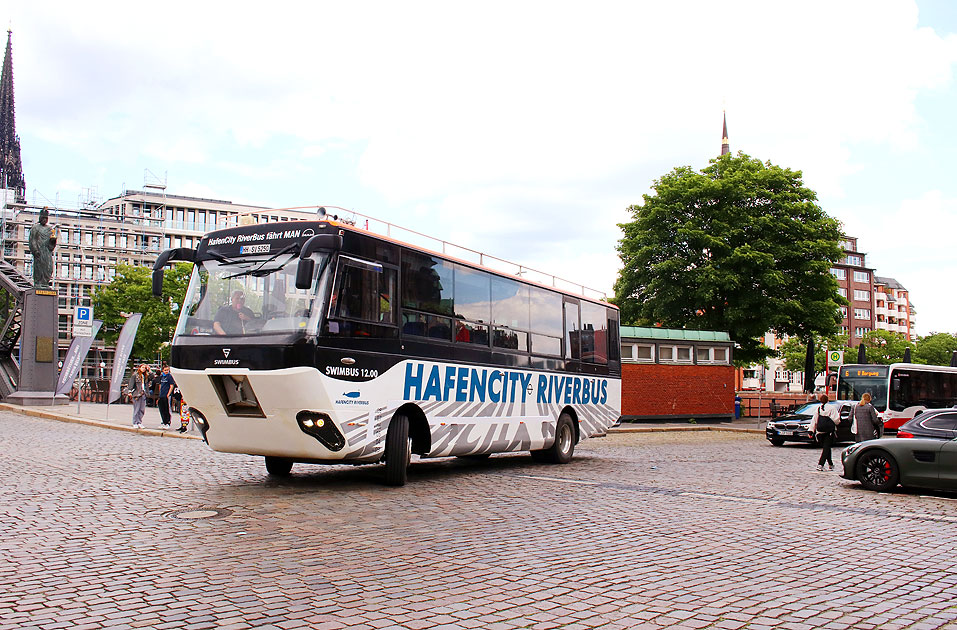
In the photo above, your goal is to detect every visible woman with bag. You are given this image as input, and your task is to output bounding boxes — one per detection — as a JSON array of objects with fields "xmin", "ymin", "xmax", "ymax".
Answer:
[
  {"xmin": 809, "ymin": 393, "xmax": 841, "ymax": 471},
  {"xmin": 128, "ymin": 364, "xmax": 149, "ymax": 429},
  {"xmin": 851, "ymin": 392, "xmax": 880, "ymax": 442}
]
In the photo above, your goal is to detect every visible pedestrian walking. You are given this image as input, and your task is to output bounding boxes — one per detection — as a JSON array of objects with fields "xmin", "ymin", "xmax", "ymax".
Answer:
[
  {"xmin": 808, "ymin": 393, "xmax": 841, "ymax": 471},
  {"xmin": 128, "ymin": 364, "xmax": 149, "ymax": 429},
  {"xmin": 851, "ymin": 392, "xmax": 881, "ymax": 442},
  {"xmin": 157, "ymin": 364, "xmax": 175, "ymax": 429}
]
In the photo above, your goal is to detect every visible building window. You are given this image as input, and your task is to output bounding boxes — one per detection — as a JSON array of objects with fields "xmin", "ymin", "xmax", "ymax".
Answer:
[
  {"xmin": 837, "ymin": 288, "xmax": 847, "ymax": 297},
  {"xmin": 855, "ymin": 327, "xmax": 870, "ymax": 337},
  {"xmin": 830, "ymin": 268, "xmax": 846, "ymax": 280},
  {"xmin": 853, "ymin": 290, "xmax": 870, "ymax": 301},
  {"xmin": 853, "ymin": 271, "xmax": 869, "ymax": 283},
  {"xmin": 840, "ymin": 307, "xmax": 848, "ymax": 318},
  {"xmin": 696, "ymin": 347, "xmax": 729, "ymax": 364},
  {"xmin": 659, "ymin": 345, "xmax": 692, "ymax": 363},
  {"xmin": 847, "ymin": 255, "xmax": 862, "ymax": 266},
  {"xmin": 854, "ymin": 308, "xmax": 871, "ymax": 320}
]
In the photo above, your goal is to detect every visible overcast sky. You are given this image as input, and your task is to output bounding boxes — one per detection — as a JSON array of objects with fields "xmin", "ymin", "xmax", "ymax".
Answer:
[{"xmin": 4, "ymin": 1, "xmax": 957, "ymax": 335}]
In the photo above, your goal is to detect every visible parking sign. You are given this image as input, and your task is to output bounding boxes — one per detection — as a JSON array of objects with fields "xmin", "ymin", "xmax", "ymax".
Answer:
[{"xmin": 75, "ymin": 306, "xmax": 93, "ymax": 324}]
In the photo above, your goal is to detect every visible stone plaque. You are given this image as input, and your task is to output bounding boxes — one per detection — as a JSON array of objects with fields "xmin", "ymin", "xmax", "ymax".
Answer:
[{"xmin": 35, "ymin": 336, "xmax": 54, "ymax": 363}]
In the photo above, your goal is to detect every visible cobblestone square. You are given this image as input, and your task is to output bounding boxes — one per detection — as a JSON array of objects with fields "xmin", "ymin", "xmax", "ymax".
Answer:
[{"xmin": 2, "ymin": 413, "xmax": 956, "ymax": 629}]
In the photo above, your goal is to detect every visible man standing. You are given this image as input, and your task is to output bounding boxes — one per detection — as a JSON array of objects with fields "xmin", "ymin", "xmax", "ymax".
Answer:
[
  {"xmin": 158, "ymin": 364, "xmax": 175, "ymax": 430},
  {"xmin": 28, "ymin": 208, "xmax": 57, "ymax": 288}
]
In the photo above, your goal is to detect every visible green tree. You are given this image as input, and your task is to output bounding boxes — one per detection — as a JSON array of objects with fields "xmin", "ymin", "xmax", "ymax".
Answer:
[
  {"xmin": 614, "ymin": 152, "xmax": 846, "ymax": 364},
  {"xmin": 913, "ymin": 332, "xmax": 957, "ymax": 366},
  {"xmin": 860, "ymin": 329, "xmax": 914, "ymax": 365},
  {"xmin": 92, "ymin": 263, "xmax": 192, "ymax": 362},
  {"xmin": 779, "ymin": 334, "xmax": 852, "ymax": 373}
]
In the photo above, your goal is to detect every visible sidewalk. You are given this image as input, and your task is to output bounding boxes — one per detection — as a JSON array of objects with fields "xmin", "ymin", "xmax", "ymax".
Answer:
[
  {"xmin": 0, "ymin": 398, "xmax": 766, "ymax": 438},
  {"xmin": 0, "ymin": 400, "xmax": 203, "ymax": 440}
]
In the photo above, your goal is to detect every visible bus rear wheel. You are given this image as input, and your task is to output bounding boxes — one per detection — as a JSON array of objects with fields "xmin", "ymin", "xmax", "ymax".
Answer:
[
  {"xmin": 265, "ymin": 456, "xmax": 293, "ymax": 476},
  {"xmin": 532, "ymin": 412, "xmax": 575, "ymax": 464},
  {"xmin": 384, "ymin": 413, "xmax": 411, "ymax": 487}
]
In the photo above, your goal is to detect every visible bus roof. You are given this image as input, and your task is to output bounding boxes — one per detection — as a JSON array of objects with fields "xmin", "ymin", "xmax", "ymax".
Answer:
[
  {"xmin": 198, "ymin": 217, "xmax": 617, "ymax": 309},
  {"xmin": 840, "ymin": 363, "xmax": 957, "ymax": 374}
]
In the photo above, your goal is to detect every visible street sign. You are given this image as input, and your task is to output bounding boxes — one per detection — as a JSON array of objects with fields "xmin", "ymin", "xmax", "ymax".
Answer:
[
  {"xmin": 828, "ymin": 350, "xmax": 844, "ymax": 365},
  {"xmin": 75, "ymin": 306, "xmax": 93, "ymax": 325},
  {"xmin": 72, "ymin": 325, "xmax": 93, "ymax": 338}
]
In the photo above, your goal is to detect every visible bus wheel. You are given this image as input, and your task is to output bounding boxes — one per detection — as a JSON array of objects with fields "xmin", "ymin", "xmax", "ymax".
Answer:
[
  {"xmin": 265, "ymin": 456, "xmax": 293, "ymax": 476},
  {"xmin": 533, "ymin": 412, "xmax": 575, "ymax": 464},
  {"xmin": 384, "ymin": 413, "xmax": 411, "ymax": 487}
]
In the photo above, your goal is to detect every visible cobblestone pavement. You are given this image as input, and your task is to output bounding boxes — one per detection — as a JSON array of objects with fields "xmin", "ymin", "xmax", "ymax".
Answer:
[{"xmin": 2, "ymin": 413, "xmax": 956, "ymax": 630}]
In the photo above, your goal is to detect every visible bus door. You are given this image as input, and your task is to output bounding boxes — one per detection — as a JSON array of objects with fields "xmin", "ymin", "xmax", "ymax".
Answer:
[{"xmin": 563, "ymin": 298, "xmax": 581, "ymax": 373}]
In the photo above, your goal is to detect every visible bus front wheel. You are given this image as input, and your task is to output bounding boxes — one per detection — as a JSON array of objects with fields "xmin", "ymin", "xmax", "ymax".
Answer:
[
  {"xmin": 384, "ymin": 413, "xmax": 411, "ymax": 487},
  {"xmin": 265, "ymin": 456, "xmax": 293, "ymax": 476},
  {"xmin": 532, "ymin": 412, "xmax": 575, "ymax": 464}
]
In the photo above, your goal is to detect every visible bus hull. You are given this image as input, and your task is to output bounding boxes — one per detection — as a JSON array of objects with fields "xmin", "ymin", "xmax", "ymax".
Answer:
[{"xmin": 173, "ymin": 360, "xmax": 621, "ymax": 464}]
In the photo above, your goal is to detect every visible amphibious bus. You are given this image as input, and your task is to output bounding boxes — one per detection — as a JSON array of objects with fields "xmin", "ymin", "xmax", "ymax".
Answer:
[
  {"xmin": 836, "ymin": 363, "xmax": 957, "ymax": 433},
  {"xmin": 153, "ymin": 212, "xmax": 621, "ymax": 485}
]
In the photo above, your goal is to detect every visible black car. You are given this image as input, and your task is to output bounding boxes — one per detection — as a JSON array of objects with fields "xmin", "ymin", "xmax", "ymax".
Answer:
[
  {"xmin": 765, "ymin": 401, "xmax": 855, "ymax": 446},
  {"xmin": 895, "ymin": 409, "xmax": 957, "ymax": 441}
]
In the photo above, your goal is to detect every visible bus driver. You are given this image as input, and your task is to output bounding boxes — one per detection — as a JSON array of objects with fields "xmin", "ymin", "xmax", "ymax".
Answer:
[{"xmin": 214, "ymin": 290, "xmax": 255, "ymax": 335}]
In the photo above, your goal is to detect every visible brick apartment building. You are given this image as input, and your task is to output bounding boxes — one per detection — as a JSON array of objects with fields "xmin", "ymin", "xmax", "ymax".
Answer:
[{"xmin": 874, "ymin": 276, "xmax": 916, "ymax": 339}]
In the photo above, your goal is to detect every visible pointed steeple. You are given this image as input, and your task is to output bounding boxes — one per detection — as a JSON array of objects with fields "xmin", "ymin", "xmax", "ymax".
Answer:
[
  {"xmin": 0, "ymin": 30, "xmax": 25, "ymax": 203},
  {"xmin": 720, "ymin": 110, "xmax": 730, "ymax": 156}
]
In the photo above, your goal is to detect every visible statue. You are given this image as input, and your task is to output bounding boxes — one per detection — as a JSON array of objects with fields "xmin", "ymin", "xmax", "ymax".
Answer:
[{"xmin": 29, "ymin": 208, "xmax": 57, "ymax": 288}]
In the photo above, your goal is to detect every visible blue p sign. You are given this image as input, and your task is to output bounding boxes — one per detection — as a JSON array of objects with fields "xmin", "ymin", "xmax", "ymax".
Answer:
[{"xmin": 76, "ymin": 307, "xmax": 92, "ymax": 323}]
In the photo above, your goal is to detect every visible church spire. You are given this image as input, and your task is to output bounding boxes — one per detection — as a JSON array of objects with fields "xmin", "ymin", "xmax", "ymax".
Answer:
[
  {"xmin": 720, "ymin": 110, "xmax": 730, "ymax": 156},
  {"xmin": 0, "ymin": 29, "xmax": 25, "ymax": 203}
]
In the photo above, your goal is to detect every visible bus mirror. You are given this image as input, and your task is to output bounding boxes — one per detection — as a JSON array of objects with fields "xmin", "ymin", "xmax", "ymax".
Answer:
[
  {"xmin": 152, "ymin": 247, "xmax": 197, "ymax": 297},
  {"xmin": 299, "ymin": 233, "xmax": 343, "ymax": 259},
  {"xmin": 295, "ymin": 258, "xmax": 315, "ymax": 290},
  {"xmin": 152, "ymin": 269, "xmax": 165, "ymax": 297}
]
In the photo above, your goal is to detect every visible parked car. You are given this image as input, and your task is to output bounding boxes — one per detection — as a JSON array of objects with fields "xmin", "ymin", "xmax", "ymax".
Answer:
[
  {"xmin": 896, "ymin": 409, "xmax": 957, "ymax": 441},
  {"xmin": 841, "ymin": 436, "xmax": 957, "ymax": 492},
  {"xmin": 765, "ymin": 401, "xmax": 855, "ymax": 446}
]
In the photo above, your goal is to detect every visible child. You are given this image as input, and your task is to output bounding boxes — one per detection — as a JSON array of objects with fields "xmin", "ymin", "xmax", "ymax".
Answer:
[{"xmin": 177, "ymin": 394, "xmax": 191, "ymax": 433}]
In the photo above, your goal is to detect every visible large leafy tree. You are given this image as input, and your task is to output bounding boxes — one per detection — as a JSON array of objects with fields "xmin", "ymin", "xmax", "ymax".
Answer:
[
  {"xmin": 615, "ymin": 152, "xmax": 846, "ymax": 364},
  {"xmin": 913, "ymin": 332, "xmax": 957, "ymax": 366},
  {"xmin": 860, "ymin": 329, "xmax": 914, "ymax": 365},
  {"xmin": 92, "ymin": 263, "xmax": 192, "ymax": 362}
]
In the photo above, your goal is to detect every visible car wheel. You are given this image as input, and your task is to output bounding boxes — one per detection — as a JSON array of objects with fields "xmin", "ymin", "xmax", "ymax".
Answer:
[
  {"xmin": 532, "ymin": 412, "xmax": 575, "ymax": 464},
  {"xmin": 264, "ymin": 456, "xmax": 293, "ymax": 476},
  {"xmin": 384, "ymin": 413, "xmax": 411, "ymax": 487},
  {"xmin": 769, "ymin": 437, "xmax": 785, "ymax": 447},
  {"xmin": 856, "ymin": 449, "xmax": 900, "ymax": 492}
]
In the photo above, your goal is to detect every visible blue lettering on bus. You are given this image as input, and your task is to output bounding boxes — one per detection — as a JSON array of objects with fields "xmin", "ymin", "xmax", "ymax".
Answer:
[{"xmin": 404, "ymin": 362, "xmax": 608, "ymax": 406}]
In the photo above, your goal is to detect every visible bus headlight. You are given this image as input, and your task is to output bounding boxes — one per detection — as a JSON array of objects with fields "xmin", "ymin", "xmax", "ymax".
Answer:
[{"xmin": 296, "ymin": 411, "xmax": 345, "ymax": 452}]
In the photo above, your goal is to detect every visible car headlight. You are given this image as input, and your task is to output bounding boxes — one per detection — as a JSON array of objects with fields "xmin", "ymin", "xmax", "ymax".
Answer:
[{"xmin": 843, "ymin": 443, "xmax": 863, "ymax": 458}]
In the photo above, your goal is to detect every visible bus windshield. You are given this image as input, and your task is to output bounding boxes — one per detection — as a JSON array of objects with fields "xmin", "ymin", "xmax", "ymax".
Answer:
[
  {"xmin": 837, "ymin": 375, "xmax": 888, "ymax": 410},
  {"xmin": 175, "ymin": 253, "xmax": 330, "ymax": 337}
]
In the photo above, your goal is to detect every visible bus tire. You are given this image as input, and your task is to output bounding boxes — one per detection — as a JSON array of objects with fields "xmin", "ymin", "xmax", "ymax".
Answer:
[
  {"xmin": 265, "ymin": 456, "xmax": 293, "ymax": 476},
  {"xmin": 534, "ymin": 412, "xmax": 575, "ymax": 464},
  {"xmin": 384, "ymin": 413, "xmax": 411, "ymax": 487}
]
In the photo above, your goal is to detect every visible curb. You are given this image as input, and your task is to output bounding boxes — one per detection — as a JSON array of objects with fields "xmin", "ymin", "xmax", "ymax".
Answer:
[
  {"xmin": 608, "ymin": 425, "xmax": 764, "ymax": 435},
  {"xmin": 0, "ymin": 403, "xmax": 203, "ymax": 440}
]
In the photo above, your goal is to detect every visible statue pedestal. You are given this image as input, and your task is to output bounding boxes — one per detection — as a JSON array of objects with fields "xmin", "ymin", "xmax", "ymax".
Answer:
[{"xmin": 7, "ymin": 289, "xmax": 68, "ymax": 406}]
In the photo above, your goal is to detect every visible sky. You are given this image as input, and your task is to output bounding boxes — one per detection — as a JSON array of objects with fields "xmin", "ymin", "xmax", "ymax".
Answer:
[{"xmin": 3, "ymin": 0, "xmax": 957, "ymax": 335}]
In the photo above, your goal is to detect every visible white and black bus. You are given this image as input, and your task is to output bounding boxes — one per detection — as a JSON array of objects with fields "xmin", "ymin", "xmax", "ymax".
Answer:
[
  {"xmin": 153, "ymin": 215, "xmax": 621, "ymax": 485},
  {"xmin": 836, "ymin": 363, "xmax": 957, "ymax": 433}
]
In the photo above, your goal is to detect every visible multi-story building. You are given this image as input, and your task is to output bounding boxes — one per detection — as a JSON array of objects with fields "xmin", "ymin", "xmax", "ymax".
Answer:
[
  {"xmin": 1, "ymin": 186, "xmax": 313, "ymax": 378},
  {"xmin": 874, "ymin": 276, "xmax": 916, "ymax": 340},
  {"xmin": 829, "ymin": 236, "xmax": 876, "ymax": 347}
]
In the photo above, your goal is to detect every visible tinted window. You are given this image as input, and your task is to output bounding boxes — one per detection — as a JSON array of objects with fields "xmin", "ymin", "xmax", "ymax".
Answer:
[
  {"xmin": 491, "ymin": 276, "xmax": 529, "ymax": 330},
  {"xmin": 580, "ymin": 302, "xmax": 607, "ymax": 364},
  {"xmin": 564, "ymin": 301, "xmax": 580, "ymax": 361},
  {"xmin": 493, "ymin": 327, "xmax": 527, "ymax": 351},
  {"xmin": 531, "ymin": 333, "xmax": 561, "ymax": 357},
  {"xmin": 455, "ymin": 320, "xmax": 489, "ymax": 346},
  {"xmin": 402, "ymin": 311, "xmax": 452, "ymax": 341},
  {"xmin": 332, "ymin": 257, "xmax": 396, "ymax": 325},
  {"xmin": 401, "ymin": 251, "xmax": 453, "ymax": 315},
  {"xmin": 607, "ymin": 309, "xmax": 620, "ymax": 362},
  {"xmin": 453, "ymin": 264, "xmax": 490, "ymax": 323},
  {"xmin": 923, "ymin": 413, "xmax": 957, "ymax": 430},
  {"xmin": 529, "ymin": 287, "xmax": 563, "ymax": 337}
]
